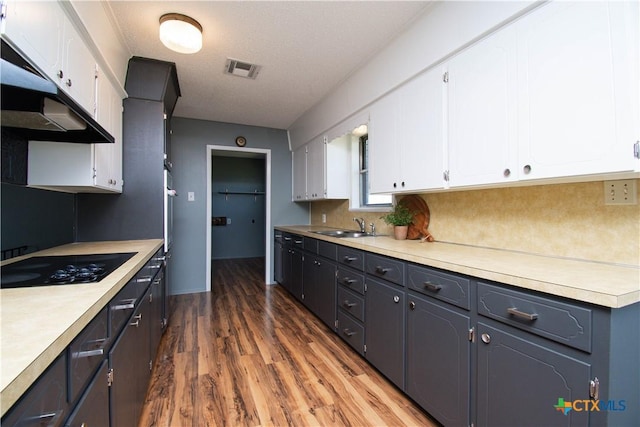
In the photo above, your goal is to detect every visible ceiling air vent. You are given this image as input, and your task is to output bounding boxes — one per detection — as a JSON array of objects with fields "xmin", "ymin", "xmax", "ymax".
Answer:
[{"xmin": 224, "ymin": 58, "xmax": 261, "ymax": 79}]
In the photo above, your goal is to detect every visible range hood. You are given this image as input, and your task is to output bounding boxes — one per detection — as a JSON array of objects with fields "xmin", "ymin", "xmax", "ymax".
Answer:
[{"xmin": 0, "ymin": 41, "xmax": 114, "ymax": 144}]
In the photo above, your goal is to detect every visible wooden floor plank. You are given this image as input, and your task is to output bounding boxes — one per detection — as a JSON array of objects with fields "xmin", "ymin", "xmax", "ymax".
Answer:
[{"xmin": 139, "ymin": 257, "xmax": 438, "ymax": 427}]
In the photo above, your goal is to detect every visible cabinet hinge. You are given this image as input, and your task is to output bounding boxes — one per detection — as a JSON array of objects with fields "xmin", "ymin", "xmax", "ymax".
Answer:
[
  {"xmin": 634, "ymin": 141, "xmax": 640, "ymax": 159},
  {"xmin": 323, "ymin": 136, "xmax": 328, "ymax": 144},
  {"xmin": 301, "ymin": 293, "xmax": 305, "ymax": 300},
  {"xmin": 163, "ymin": 113, "xmax": 168, "ymax": 120},
  {"xmin": 334, "ymin": 319, "xmax": 338, "ymax": 328},
  {"xmin": 364, "ymin": 344, "xmax": 367, "ymax": 353},
  {"xmin": 364, "ymin": 283, "xmax": 368, "ymax": 292},
  {"xmin": 443, "ymin": 71, "xmax": 449, "ymax": 83},
  {"xmin": 107, "ymin": 368, "xmax": 114, "ymax": 387},
  {"xmin": 149, "ymin": 360, "xmax": 153, "ymax": 372},
  {"xmin": 1, "ymin": 2, "xmax": 7, "ymax": 20},
  {"xmin": 468, "ymin": 327, "xmax": 475, "ymax": 342},
  {"xmin": 443, "ymin": 170, "xmax": 450, "ymax": 182},
  {"xmin": 589, "ymin": 377, "xmax": 600, "ymax": 400}
]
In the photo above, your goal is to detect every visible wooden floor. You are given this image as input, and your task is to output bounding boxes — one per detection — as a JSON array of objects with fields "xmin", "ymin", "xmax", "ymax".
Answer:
[{"xmin": 139, "ymin": 258, "xmax": 438, "ymax": 427}]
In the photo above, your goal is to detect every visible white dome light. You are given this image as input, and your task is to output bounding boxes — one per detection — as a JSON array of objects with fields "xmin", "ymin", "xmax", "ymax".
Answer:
[{"xmin": 159, "ymin": 13, "xmax": 202, "ymax": 54}]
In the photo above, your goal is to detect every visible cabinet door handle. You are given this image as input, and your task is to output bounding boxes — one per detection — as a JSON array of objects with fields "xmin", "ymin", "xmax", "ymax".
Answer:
[
  {"xmin": 111, "ymin": 298, "xmax": 136, "ymax": 311},
  {"xmin": 342, "ymin": 328, "xmax": 356, "ymax": 337},
  {"xmin": 130, "ymin": 313, "xmax": 142, "ymax": 327},
  {"xmin": 409, "ymin": 301, "xmax": 416, "ymax": 310},
  {"xmin": 375, "ymin": 266, "xmax": 390, "ymax": 275},
  {"xmin": 343, "ymin": 300, "xmax": 356, "ymax": 308},
  {"xmin": 72, "ymin": 338, "xmax": 107, "ymax": 359},
  {"xmin": 423, "ymin": 281, "xmax": 442, "ymax": 292},
  {"xmin": 507, "ymin": 307, "xmax": 538, "ymax": 321}
]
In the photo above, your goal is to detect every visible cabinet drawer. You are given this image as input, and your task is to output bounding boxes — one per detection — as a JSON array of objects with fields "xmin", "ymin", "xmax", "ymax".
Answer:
[
  {"xmin": 318, "ymin": 241, "xmax": 337, "ymax": 260},
  {"xmin": 407, "ymin": 264, "xmax": 471, "ymax": 310},
  {"xmin": 337, "ymin": 311, "xmax": 365, "ymax": 356},
  {"xmin": 148, "ymin": 248, "xmax": 165, "ymax": 277},
  {"xmin": 337, "ymin": 246, "xmax": 364, "ymax": 270},
  {"xmin": 68, "ymin": 308, "xmax": 109, "ymax": 405},
  {"xmin": 336, "ymin": 268, "xmax": 365, "ymax": 295},
  {"xmin": 477, "ymin": 282, "xmax": 592, "ymax": 352},
  {"xmin": 109, "ymin": 279, "xmax": 138, "ymax": 337},
  {"xmin": 366, "ymin": 253, "xmax": 404, "ymax": 285},
  {"xmin": 304, "ymin": 237, "xmax": 318, "ymax": 253},
  {"xmin": 2, "ymin": 353, "xmax": 68, "ymax": 427},
  {"xmin": 291, "ymin": 235, "xmax": 305, "ymax": 248},
  {"xmin": 338, "ymin": 286, "xmax": 365, "ymax": 322}
]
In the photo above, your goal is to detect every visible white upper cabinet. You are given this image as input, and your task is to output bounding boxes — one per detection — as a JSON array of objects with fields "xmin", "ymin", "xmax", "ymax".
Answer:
[
  {"xmin": 1, "ymin": 0, "xmax": 97, "ymax": 116},
  {"xmin": 292, "ymin": 145, "xmax": 307, "ymax": 201},
  {"xmin": 515, "ymin": 0, "xmax": 639, "ymax": 180},
  {"xmin": 446, "ymin": 0, "xmax": 639, "ymax": 188},
  {"xmin": 292, "ymin": 136, "xmax": 350, "ymax": 201},
  {"xmin": 446, "ymin": 25, "xmax": 518, "ymax": 187},
  {"xmin": 370, "ymin": 66, "xmax": 446, "ymax": 194}
]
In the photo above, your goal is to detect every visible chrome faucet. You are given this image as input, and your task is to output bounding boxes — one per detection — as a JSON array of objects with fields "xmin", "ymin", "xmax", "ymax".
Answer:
[
  {"xmin": 353, "ymin": 217, "xmax": 366, "ymax": 233},
  {"xmin": 369, "ymin": 222, "xmax": 376, "ymax": 236}
]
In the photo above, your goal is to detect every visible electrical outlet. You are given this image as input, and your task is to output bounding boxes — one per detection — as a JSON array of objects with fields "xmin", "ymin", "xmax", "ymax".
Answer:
[
  {"xmin": 187, "ymin": 192, "xmax": 195, "ymax": 201},
  {"xmin": 322, "ymin": 213, "xmax": 327, "ymax": 223},
  {"xmin": 227, "ymin": 218, "xmax": 231, "ymax": 225},
  {"xmin": 604, "ymin": 180, "xmax": 637, "ymax": 205}
]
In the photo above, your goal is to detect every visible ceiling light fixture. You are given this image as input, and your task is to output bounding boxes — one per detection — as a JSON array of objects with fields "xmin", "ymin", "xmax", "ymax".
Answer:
[{"xmin": 159, "ymin": 13, "xmax": 203, "ymax": 54}]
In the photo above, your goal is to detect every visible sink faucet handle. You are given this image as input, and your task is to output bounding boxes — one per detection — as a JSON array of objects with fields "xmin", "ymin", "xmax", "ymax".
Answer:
[
  {"xmin": 369, "ymin": 222, "xmax": 376, "ymax": 235},
  {"xmin": 353, "ymin": 217, "xmax": 366, "ymax": 232}
]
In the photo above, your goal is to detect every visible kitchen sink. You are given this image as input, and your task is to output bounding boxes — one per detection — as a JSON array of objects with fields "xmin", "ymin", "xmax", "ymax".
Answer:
[{"xmin": 313, "ymin": 230, "xmax": 372, "ymax": 238}]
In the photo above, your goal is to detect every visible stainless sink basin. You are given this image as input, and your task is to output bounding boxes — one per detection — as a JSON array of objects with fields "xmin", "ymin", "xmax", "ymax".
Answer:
[{"xmin": 313, "ymin": 230, "xmax": 372, "ymax": 238}]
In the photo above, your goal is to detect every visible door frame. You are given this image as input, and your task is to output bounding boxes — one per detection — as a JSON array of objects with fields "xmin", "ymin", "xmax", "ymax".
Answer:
[{"xmin": 206, "ymin": 145, "xmax": 272, "ymax": 291}]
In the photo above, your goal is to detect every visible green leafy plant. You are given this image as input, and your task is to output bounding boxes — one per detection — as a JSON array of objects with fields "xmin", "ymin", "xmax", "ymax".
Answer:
[{"xmin": 380, "ymin": 203, "xmax": 414, "ymax": 226}]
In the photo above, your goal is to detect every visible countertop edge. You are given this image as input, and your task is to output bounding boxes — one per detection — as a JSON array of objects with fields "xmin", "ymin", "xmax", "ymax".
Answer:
[{"xmin": 275, "ymin": 226, "xmax": 640, "ymax": 308}]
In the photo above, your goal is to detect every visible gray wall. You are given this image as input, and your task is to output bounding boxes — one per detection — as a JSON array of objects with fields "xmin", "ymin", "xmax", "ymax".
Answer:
[
  {"xmin": 170, "ymin": 117, "xmax": 309, "ymax": 295},
  {"xmin": 0, "ymin": 183, "xmax": 75, "ymax": 257},
  {"xmin": 212, "ymin": 156, "xmax": 265, "ymax": 259}
]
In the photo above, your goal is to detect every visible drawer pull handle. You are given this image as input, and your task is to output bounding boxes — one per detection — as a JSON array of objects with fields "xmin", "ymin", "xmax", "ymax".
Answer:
[
  {"xmin": 136, "ymin": 276, "xmax": 152, "ymax": 284},
  {"xmin": 342, "ymin": 328, "xmax": 356, "ymax": 337},
  {"xmin": 284, "ymin": 237, "xmax": 292, "ymax": 241},
  {"xmin": 343, "ymin": 300, "xmax": 356, "ymax": 308},
  {"xmin": 343, "ymin": 256, "xmax": 357, "ymax": 262},
  {"xmin": 294, "ymin": 240, "xmax": 303, "ymax": 244},
  {"xmin": 342, "ymin": 277, "xmax": 356, "ymax": 285},
  {"xmin": 423, "ymin": 281, "xmax": 442, "ymax": 292},
  {"xmin": 24, "ymin": 411, "xmax": 61, "ymax": 422},
  {"xmin": 72, "ymin": 338, "xmax": 107, "ymax": 359},
  {"xmin": 375, "ymin": 266, "xmax": 390, "ymax": 274},
  {"xmin": 507, "ymin": 307, "xmax": 538, "ymax": 321},
  {"xmin": 130, "ymin": 313, "xmax": 142, "ymax": 327},
  {"xmin": 112, "ymin": 298, "xmax": 136, "ymax": 311}
]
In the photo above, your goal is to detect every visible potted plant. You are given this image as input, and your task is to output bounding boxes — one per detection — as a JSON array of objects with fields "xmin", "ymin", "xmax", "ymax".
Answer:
[{"xmin": 380, "ymin": 203, "xmax": 414, "ymax": 240}]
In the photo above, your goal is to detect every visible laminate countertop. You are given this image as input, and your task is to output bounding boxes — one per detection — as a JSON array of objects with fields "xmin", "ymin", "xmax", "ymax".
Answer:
[
  {"xmin": 0, "ymin": 239, "xmax": 163, "ymax": 417},
  {"xmin": 276, "ymin": 225, "xmax": 640, "ymax": 309}
]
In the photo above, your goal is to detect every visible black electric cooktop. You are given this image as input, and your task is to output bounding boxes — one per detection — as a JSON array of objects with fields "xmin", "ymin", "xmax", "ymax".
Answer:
[{"xmin": 1, "ymin": 252, "xmax": 136, "ymax": 289}]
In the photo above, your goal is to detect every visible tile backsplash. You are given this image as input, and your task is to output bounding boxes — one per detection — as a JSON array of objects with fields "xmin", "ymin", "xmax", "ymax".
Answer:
[{"xmin": 311, "ymin": 180, "xmax": 640, "ymax": 266}]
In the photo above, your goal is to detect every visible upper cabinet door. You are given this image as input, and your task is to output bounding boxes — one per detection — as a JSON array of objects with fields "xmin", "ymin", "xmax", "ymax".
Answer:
[
  {"xmin": 447, "ymin": 24, "xmax": 518, "ymax": 187},
  {"xmin": 60, "ymin": 18, "xmax": 97, "ymax": 116},
  {"xmin": 292, "ymin": 145, "xmax": 307, "ymax": 201},
  {"xmin": 1, "ymin": 0, "xmax": 64, "ymax": 81},
  {"xmin": 306, "ymin": 138, "xmax": 326, "ymax": 199},
  {"xmin": 369, "ymin": 91, "xmax": 400, "ymax": 194},
  {"xmin": 516, "ymin": 1, "xmax": 640, "ymax": 179},
  {"xmin": 399, "ymin": 66, "xmax": 446, "ymax": 191}
]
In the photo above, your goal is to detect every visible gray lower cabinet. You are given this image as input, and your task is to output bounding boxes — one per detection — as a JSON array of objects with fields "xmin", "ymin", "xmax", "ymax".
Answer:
[
  {"xmin": 476, "ymin": 321, "xmax": 590, "ymax": 427},
  {"xmin": 406, "ymin": 292, "xmax": 471, "ymax": 426},
  {"xmin": 274, "ymin": 233, "xmax": 284, "ymax": 284},
  {"xmin": 109, "ymin": 286, "xmax": 151, "ymax": 427},
  {"xmin": 365, "ymin": 277, "xmax": 405, "ymax": 389},
  {"xmin": 1, "ymin": 353, "xmax": 68, "ymax": 427},
  {"xmin": 275, "ymin": 232, "xmax": 639, "ymax": 426},
  {"xmin": 303, "ymin": 253, "xmax": 336, "ymax": 329},
  {"xmin": 281, "ymin": 234, "xmax": 304, "ymax": 301},
  {"xmin": 64, "ymin": 360, "xmax": 110, "ymax": 427}
]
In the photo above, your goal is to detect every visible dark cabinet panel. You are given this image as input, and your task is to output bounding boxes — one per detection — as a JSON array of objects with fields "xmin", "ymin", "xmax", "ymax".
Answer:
[
  {"xmin": 406, "ymin": 292, "xmax": 470, "ymax": 426},
  {"xmin": 407, "ymin": 263, "xmax": 471, "ymax": 310},
  {"xmin": 337, "ymin": 311, "xmax": 365, "ymax": 356},
  {"xmin": 64, "ymin": 360, "xmax": 109, "ymax": 427},
  {"xmin": 365, "ymin": 278, "xmax": 405, "ymax": 389},
  {"xmin": 1, "ymin": 354, "xmax": 68, "ymax": 427},
  {"xmin": 303, "ymin": 254, "xmax": 337, "ymax": 329},
  {"xmin": 274, "ymin": 233, "xmax": 284, "ymax": 284},
  {"xmin": 476, "ymin": 322, "xmax": 590, "ymax": 427}
]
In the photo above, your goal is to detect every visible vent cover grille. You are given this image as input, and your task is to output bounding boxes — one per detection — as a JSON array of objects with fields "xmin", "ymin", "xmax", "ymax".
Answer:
[{"xmin": 225, "ymin": 58, "xmax": 261, "ymax": 79}]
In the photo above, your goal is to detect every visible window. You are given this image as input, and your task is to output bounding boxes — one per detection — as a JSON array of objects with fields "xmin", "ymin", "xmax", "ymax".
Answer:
[{"xmin": 359, "ymin": 134, "xmax": 392, "ymax": 207}]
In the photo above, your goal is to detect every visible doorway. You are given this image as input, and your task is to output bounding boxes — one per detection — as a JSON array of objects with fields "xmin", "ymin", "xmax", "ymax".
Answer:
[{"xmin": 206, "ymin": 145, "xmax": 271, "ymax": 291}]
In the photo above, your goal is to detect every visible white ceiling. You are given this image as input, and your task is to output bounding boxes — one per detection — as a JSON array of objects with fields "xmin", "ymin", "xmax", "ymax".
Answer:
[{"xmin": 107, "ymin": 1, "xmax": 431, "ymax": 130}]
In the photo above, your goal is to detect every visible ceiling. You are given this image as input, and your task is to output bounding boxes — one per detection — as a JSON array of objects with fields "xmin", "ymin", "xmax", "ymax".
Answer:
[{"xmin": 107, "ymin": 1, "xmax": 432, "ymax": 130}]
